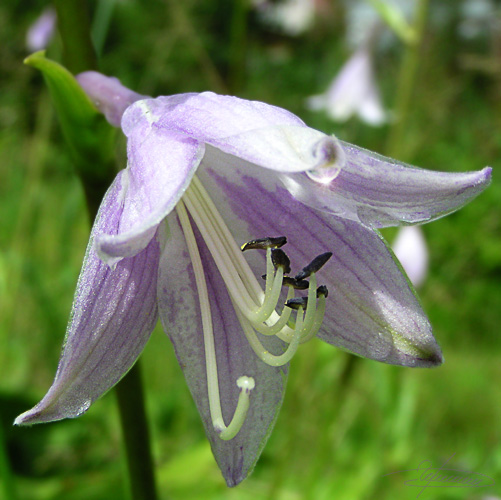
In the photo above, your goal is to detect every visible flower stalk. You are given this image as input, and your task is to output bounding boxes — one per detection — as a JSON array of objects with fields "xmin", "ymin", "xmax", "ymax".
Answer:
[{"xmin": 386, "ymin": 0, "xmax": 430, "ymax": 157}]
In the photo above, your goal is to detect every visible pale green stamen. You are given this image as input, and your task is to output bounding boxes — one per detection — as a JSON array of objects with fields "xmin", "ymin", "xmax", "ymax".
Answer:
[
  {"xmin": 177, "ymin": 175, "xmax": 329, "ymax": 440},
  {"xmin": 176, "ymin": 200, "xmax": 254, "ymax": 441},
  {"xmin": 236, "ymin": 304, "xmax": 304, "ymax": 367},
  {"xmin": 253, "ymin": 248, "xmax": 285, "ymax": 324},
  {"xmin": 300, "ymin": 273, "xmax": 317, "ymax": 338},
  {"xmin": 254, "ymin": 286, "xmax": 294, "ymax": 336}
]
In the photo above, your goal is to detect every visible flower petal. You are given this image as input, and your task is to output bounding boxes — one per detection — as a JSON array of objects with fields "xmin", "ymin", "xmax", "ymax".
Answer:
[
  {"xmin": 15, "ymin": 173, "xmax": 160, "ymax": 425},
  {"xmin": 26, "ymin": 7, "xmax": 57, "ymax": 52},
  {"xmin": 324, "ymin": 48, "xmax": 373, "ymax": 122},
  {"xmin": 124, "ymin": 92, "xmax": 334, "ymax": 173},
  {"xmin": 357, "ymin": 75, "xmax": 387, "ymax": 126},
  {"xmin": 280, "ymin": 143, "xmax": 492, "ymax": 228},
  {"xmin": 157, "ymin": 212, "xmax": 288, "ymax": 486},
  {"xmin": 76, "ymin": 71, "xmax": 147, "ymax": 127},
  {"xmin": 197, "ymin": 151, "xmax": 443, "ymax": 367},
  {"xmin": 95, "ymin": 119, "xmax": 204, "ymax": 265}
]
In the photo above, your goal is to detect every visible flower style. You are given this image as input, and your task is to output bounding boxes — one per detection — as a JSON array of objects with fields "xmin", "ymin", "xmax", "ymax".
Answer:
[
  {"xmin": 306, "ymin": 47, "xmax": 387, "ymax": 126},
  {"xmin": 15, "ymin": 72, "xmax": 491, "ymax": 486}
]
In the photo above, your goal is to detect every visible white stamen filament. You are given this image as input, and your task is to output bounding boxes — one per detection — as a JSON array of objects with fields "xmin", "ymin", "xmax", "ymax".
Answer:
[
  {"xmin": 184, "ymin": 177, "xmax": 298, "ymax": 339},
  {"xmin": 176, "ymin": 200, "xmax": 253, "ymax": 441},
  {"xmin": 236, "ymin": 305, "xmax": 304, "ymax": 367},
  {"xmin": 176, "ymin": 175, "xmax": 328, "ymax": 440},
  {"xmin": 300, "ymin": 273, "xmax": 317, "ymax": 337},
  {"xmin": 253, "ymin": 249, "xmax": 285, "ymax": 324}
]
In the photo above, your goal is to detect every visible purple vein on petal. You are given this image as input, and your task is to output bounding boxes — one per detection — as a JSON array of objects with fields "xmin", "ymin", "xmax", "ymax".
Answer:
[{"xmin": 202, "ymin": 167, "xmax": 438, "ymax": 366}]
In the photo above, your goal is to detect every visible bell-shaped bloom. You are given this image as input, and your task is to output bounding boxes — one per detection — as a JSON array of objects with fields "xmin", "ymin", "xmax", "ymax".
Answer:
[
  {"xmin": 252, "ymin": 0, "xmax": 317, "ymax": 36},
  {"xmin": 26, "ymin": 7, "xmax": 57, "ymax": 52},
  {"xmin": 306, "ymin": 47, "xmax": 387, "ymax": 126},
  {"xmin": 15, "ymin": 72, "xmax": 491, "ymax": 486},
  {"xmin": 392, "ymin": 226, "xmax": 428, "ymax": 288}
]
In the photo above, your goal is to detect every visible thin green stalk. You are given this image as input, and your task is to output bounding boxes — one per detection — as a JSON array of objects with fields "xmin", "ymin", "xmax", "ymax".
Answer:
[
  {"xmin": 53, "ymin": 0, "xmax": 98, "ymax": 73},
  {"xmin": 53, "ymin": 0, "xmax": 114, "ymax": 217},
  {"xmin": 0, "ymin": 416, "xmax": 17, "ymax": 500},
  {"xmin": 228, "ymin": 0, "xmax": 249, "ymax": 93},
  {"xmin": 115, "ymin": 364, "xmax": 159, "ymax": 500},
  {"xmin": 385, "ymin": 0, "xmax": 430, "ymax": 158},
  {"xmin": 167, "ymin": 0, "xmax": 227, "ymax": 93},
  {"xmin": 51, "ymin": 2, "xmax": 159, "ymax": 498},
  {"xmin": 92, "ymin": 0, "xmax": 117, "ymax": 57}
]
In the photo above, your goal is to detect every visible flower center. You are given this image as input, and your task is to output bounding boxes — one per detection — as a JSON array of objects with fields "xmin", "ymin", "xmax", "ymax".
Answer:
[{"xmin": 175, "ymin": 175, "xmax": 331, "ymax": 440}]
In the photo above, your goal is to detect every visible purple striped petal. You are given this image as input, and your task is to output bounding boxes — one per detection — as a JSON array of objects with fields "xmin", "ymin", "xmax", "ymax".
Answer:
[
  {"xmin": 157, "ymin": 212, "xmax": 288, "ymax": 486},
  {"xmin": 95, "ymin": 123, "xmax": 204, "ymax": 265},
  {"xmin": 281, "ymin": 143, "xmax": 492, "ymax": 228},
  {"xmin": 124, "ymin": 93, "xmax": 335, "ymax": 173},
  {"xmin": 15, "ymin": 173, "xmax": 160, "ymax": 425},
  {"xmin": 197, "ymin": 155, "xmax": 443, "ymax": 367}
]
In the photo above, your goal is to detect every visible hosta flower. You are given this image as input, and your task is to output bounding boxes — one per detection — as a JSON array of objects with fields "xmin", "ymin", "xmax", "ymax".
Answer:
[
  {"xmin": 15, "ymin": 72, "xmax": 491, "ymax": 486},
  {"xmin": 26, "ymin": 7, "xmax": 57, "ymax": 52},
  {"xmin": 306, "ymin": 47, "xmax": 387, "ymax": 126},
  {"xmin": 252, "ymin": 0, "xmax": 317, "ymax": 36},
  {"xmin": 392, "ymin": 225, "xmax": 428, "ymax": 288}
]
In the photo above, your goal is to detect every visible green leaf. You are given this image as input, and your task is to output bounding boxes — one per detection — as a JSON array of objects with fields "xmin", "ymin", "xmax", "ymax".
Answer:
[{"xmin": 24, "ymin": 51, "xmax": 116, "ymax": 183}]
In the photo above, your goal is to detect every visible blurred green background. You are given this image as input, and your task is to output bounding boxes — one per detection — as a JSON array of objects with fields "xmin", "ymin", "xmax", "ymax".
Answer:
[{"xmin": 1, "ymin": 0, "xmax": 500, "ymax": 499}]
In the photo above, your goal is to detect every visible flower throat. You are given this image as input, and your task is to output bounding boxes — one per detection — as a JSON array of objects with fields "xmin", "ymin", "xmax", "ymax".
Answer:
[{"xmin": 175, "ymin": 175, "xmax": 331, "ymax": 440}]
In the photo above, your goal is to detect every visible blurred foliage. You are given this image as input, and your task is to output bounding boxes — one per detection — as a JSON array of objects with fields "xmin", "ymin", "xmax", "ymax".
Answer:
[{"xmin": 1, "ymin": 0, "xmax": 500, "ymax": 499}]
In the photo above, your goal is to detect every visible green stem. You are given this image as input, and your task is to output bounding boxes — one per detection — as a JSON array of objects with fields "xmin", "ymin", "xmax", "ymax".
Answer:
[
  {"xmin": 52, "ymin": 2, "xmax": 158, "ymax": 499},
  {"xmin": 53, "ymin": 0, "xmax": 98, "ymax": 73},
  {"xmin": 91, "ymin": 0, "xmax": 117, "ymax": 57},
  {"xmin": 228, "ymin": 0, "xmax": 249, "ymax": 93},
  {"xmin": 0, "ymin": 416, "xmax": 17, "ymax": 500},
  {"xmin": 115, "ymin": 364, "xmax": 159, "ymax": 500},
  {"xmin": 385, "ymin": 0, "xmax": 430, "ymax": 158}
]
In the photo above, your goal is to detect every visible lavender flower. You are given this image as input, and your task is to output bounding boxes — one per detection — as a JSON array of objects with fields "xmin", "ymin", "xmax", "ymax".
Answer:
[
  {"xmin": 392, "ymin": 226, "xmax": 429, "ymax": 288},
  {"xmin": 15, "ymin": 72, "xmax": 491, "ymax": 486},
  {"xmin": 26, "ymin": 7, "xmax": 57, "ymax": 52},
  {"xmin": 252, "ymin": 0, "xmax": 317, "ymax": 36},
  {"xmin": 306, "ymin": 47, "xmax": 387, "ymax": 126}
]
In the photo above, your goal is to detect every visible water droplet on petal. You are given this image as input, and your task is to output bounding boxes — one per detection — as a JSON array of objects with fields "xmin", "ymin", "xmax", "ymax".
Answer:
[
  {"xmin": 307, "ymin": 135, "xmax": 346, "ymax": 184},
  {"xmin": 74, "ymin": 399, "xmax": 92, "ymax": 417}
]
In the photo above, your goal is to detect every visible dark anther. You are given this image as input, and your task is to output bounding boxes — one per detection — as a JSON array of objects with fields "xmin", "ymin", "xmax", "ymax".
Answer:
[
  {"xmin": 285, "ymin": 297, "xmax": 308, "ymax": 310},
  {"xmin": 241, "ymin": 236, "xmax": 287, "ymax": 252},
  {"xmin": 283, "ymin": 277, "xmax": 310, "ymax": 290},
  {"xmin": 317, "ymin": 285, "xmax": 329, "ymax": 298},
  {"xmin": 271, "ymin": 249, "xmax": 291, "ymax": 274},
  {"xmin": 295, "ymin": 252, "xmax": 333, "ymax": 280},
  {"xmin": 260, "ymin": 275, "xmax": 309, "ymax": 290}
]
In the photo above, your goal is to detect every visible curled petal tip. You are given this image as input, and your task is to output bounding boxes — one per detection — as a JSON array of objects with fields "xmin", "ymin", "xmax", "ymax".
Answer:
[
  {"xmin": 480, "ymin": 166, "xmax": 493, "ymax": 183},
  {"xmin": 13, "ymin": 395, "xmax": 93, "ymax": 426},
  {"xmin": 393, "ymin": 337, "xmax": 444, "ymax": 368},
  {"xmin": 76, "ymin": 71, "xmax": 146, "ymax": 127},
  {"xmin": 426, "ymin": 349, "xmax": 444, "ymax": 367},
  {"xmin": 407, "ymin": 342, "xmax": 444, "ymax": 368},
  {"xmin": 307, "ymin": 135, "xmax": 345, "ymax": 184}
]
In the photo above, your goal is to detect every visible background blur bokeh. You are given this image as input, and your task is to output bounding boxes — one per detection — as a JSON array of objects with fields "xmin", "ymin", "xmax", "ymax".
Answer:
[{"xmin": 1, "ymin": 0, "xmax": 500, "ymax": 499}]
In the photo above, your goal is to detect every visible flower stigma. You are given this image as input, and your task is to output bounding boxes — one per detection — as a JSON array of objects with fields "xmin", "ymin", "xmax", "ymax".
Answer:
[{"xmin": 176, "ymin": 175, "xmax": 331, "ymax": 440}]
